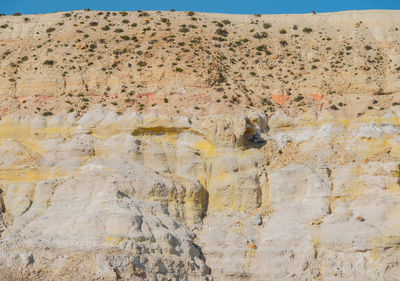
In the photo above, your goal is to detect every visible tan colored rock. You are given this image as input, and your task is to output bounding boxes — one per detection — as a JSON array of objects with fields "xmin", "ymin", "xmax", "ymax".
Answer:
[{"xmin": 2, "ymin": 8, "xmax": 400, "ymax": 281}]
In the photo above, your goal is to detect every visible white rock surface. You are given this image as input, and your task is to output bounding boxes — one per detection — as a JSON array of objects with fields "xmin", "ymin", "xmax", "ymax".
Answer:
[{"xmin": 1, "ymin": 109, "xmax": 400, "ymax": 280}]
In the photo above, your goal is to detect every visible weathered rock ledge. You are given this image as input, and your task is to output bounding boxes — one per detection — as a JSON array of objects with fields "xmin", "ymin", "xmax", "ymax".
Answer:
[{"xmin": 1, "ymin": 106, "xmax": 400, "ymax": 280}]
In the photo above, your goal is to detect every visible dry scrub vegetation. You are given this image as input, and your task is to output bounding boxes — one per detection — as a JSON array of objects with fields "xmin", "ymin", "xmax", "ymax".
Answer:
[{"xmin": 0, "ymin": 10, "xmax": 399, "ymax": 117}]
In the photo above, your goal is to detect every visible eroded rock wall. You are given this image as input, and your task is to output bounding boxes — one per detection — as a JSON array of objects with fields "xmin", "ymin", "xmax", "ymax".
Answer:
[
  {"xmin": 1, "ymin": 106, "xmax": 400, "ymax": 280},
  {"xmin": 1, "ymin": 8, "xmax": 400, "ymax": 281},
  {"xmin": 0, "ymin": 109, "xmax": 267, "ymax": 280}
]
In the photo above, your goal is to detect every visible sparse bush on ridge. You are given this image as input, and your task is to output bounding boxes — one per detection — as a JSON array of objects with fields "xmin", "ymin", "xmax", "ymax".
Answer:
[
  {"xmin": 263, "ymin": 23, "xmax": 272, "ymax": 29},
  {"xmin": 138, "ymin": 11, "xmax": 149, "ymax": 17},
  {"xmin": 43, "ymin": 60, "xmax": 54, "ymax": 66},
  {"xmin": 253, "ymin": 32, "xmax": 268, "ymax": 39},
  {"xmin": 215, "ymin": 28, "xmax": 228, "ymax": 37}
]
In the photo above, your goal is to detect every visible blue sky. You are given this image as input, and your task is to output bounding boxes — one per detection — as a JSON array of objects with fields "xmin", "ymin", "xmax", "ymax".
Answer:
[{"xmin": 2, "ymin": 0, "xmax": 400, "ymax": 15}]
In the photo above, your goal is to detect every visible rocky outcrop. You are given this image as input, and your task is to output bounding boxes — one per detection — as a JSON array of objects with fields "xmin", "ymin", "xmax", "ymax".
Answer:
[
  {"xmin": 0, "ymin": 109, "xmax": 268, "ymax": 280},
  {"xmin": 2, "ymin": 8, "xmax": 400, "ymax": 281},
  {"xmin": 1, "ymin": 105, "xmax": 400, "ymax": 280}
]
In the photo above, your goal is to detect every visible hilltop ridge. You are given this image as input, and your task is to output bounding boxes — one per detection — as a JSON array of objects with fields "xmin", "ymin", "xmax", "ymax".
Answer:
[{"xmin": 0, "ymin": 9, "xmax": 399, "ymax": 119}]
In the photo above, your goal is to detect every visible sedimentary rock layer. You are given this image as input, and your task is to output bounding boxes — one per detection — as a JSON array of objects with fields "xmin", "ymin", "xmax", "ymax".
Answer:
[
  {"xmin": 0, "ymin": 107, "xmax": 400, "ymax": 280},
  {"xmin": 1, "ymin": 9, "xmax": 400, "ymax": 281}
]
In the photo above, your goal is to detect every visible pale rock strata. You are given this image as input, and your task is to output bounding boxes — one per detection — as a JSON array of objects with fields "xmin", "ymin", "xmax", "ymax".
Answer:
[
  {"xmin": 0, "ymin": 110, "xmax": 267, "ymax": 280},
  {"xmin": 1, "ymin": 107, "xmax": 400, "ymax": 280}
]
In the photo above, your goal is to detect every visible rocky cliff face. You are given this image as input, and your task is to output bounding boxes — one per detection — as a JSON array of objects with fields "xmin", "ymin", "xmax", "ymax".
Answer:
[{"xmin": 1, "ymin": 9, "xmax": 400, "ymax": 281}]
